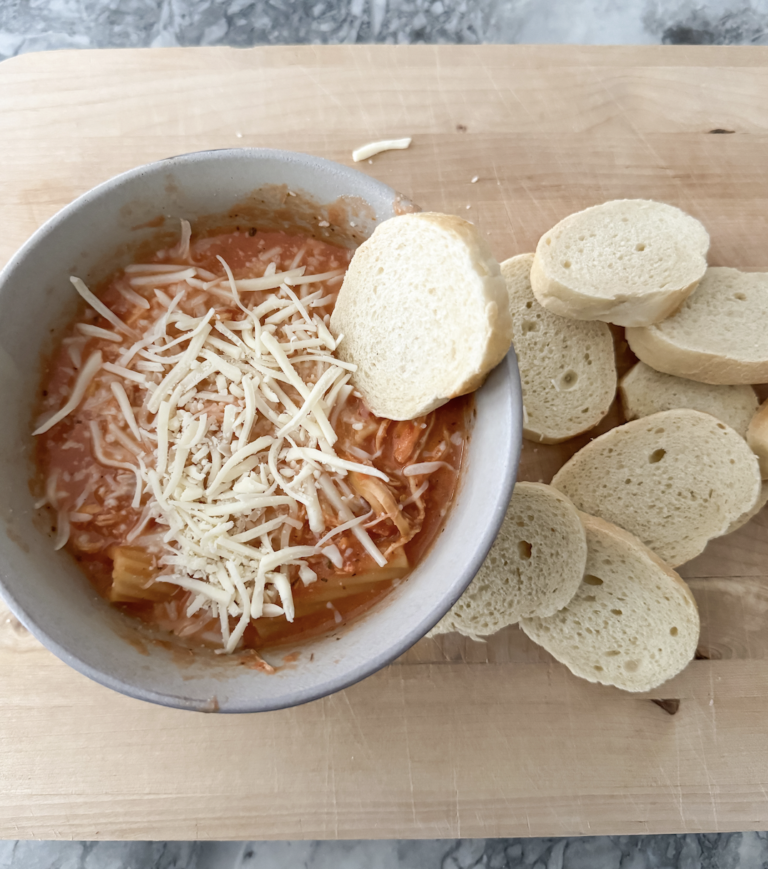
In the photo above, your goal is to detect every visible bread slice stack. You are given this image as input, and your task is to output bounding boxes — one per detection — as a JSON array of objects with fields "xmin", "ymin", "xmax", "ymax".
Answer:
[
  {"xmin": 530, "ymin": 200, "xmax": 709, "ymax": 327},
  {"xmin": 431, "ymin": 486, "xmax": 701, "ymax": 691},
  {"xmin": 521, "ymin": 513, "xmax": 699, "ymax": 692},
  {"xmin": 429, "ymin": 482, "xmax": 587, "ymax": 639},
  {"xmin": 330, "ymin": 212, "xmax": 513, "ymax": 420},
  {"xmin": 502, "ymin": 253, "xmax": 616, "ymax": 443},
  {"xmin": 334, "ymin": 197, "xmax": 766, "ymax": 695}
]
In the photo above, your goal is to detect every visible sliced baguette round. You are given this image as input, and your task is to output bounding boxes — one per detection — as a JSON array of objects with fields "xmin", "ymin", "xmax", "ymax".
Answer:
[
  {"xmin": 520, "ymin": 513, "xmax": 699, "ymax": 692},
  {"xmin": 329, "ymin": 213, "xmax": 512, "ymax": 420},
  {"xmin": 551, "ymin": 409, "xmax": 760, "ymax": 567},
  {"xmin": 626, "ymin": 268, "xmax": 768, "ymax": 385},
  {"xmin": 502, "ymin": 253, "xmax": 616, "ymax": 443},
  {"xmin": 746, "ymin": 399, "xmax": 768, "ymax": 479},
  {"xmin": 429, "ymin": 482, "xmax": 587, "ymax": 639},
  {"xmin": 620, "ymin": 362, "xmax": 758, "ymax": 438},
  {"xmin": 530, "ymin": 199, "xmax": 709, "ymax": 327}
]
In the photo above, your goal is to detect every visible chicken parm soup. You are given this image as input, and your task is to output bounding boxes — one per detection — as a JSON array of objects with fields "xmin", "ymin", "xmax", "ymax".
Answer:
[{"xmin": 33, "ymin": 222, "xmax": 469, "ymax": 654}]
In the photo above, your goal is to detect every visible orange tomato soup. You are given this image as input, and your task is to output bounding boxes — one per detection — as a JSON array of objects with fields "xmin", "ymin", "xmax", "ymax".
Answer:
[{"xmin": 34, "ymin": 225, "xmax": 469, "ymax": 652}]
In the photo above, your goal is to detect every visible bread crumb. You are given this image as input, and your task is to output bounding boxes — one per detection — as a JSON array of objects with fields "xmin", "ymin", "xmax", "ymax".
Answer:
[
  {"xmin": 471, "ymin": 176, "xmax": 479, "ymax": 183},
  {"xmin": 235, "ymin": 132, "xmax": 243, "ymax": 138}
]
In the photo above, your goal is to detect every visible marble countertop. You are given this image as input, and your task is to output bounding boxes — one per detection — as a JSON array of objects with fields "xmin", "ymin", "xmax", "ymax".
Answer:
[
  {"xmin": 2, "ymin": 833, "xmax": 768, "ymax": 868},
  {"xmin": 0, "ymin": 834, "xmax": 763, "ymax": 868},
  {"xmin": 1, "ymin": 1, "xmax": 767, "ymax": 866},
  {"xmin": 1, "ymin": 0, "xmax": 767, "ymax": 61}
]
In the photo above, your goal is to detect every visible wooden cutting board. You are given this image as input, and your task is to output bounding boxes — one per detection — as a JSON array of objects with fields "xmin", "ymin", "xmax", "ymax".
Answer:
[{"xmin": 2, "ymin": 44, "xmax": 768, "ymax": 841}]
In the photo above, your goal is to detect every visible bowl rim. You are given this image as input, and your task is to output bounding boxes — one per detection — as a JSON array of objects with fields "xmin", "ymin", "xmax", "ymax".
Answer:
[
  {"xmin": 0, "ymin": 147, "xmax": 405, "ymax": 283},
  {"xmin": 0, "ymin": 147, "xmax": 522, "ymax": 712}
]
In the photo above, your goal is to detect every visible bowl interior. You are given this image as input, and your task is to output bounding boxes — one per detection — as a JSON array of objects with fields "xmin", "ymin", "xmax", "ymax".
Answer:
[{"xmin": 0, "ymin": 149, "xmax": 522, "ymax": 712}]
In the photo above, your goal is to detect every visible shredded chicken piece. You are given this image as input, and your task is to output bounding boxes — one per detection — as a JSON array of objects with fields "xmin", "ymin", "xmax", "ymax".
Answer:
[
  {"xmin": 350, "ymin": 472, "xmax": 410, "ymax": 536},
  {"xmin": 392, "ymin": 418, "xmax": 425, "ymax": 464}
]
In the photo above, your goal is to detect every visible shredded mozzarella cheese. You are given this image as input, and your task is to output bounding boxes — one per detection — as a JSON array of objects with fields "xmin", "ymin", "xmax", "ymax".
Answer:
[
  {"xmin": 352, "ymin": 138, "xmax": 412, "ymax": 162},
  {"xmin": 403, "ymin": 461, "xmax": 456, "ymax": 477},
  {"xmin": 36, "ymin": 242, "xmax": 395, "ymax": 651},
  {"xmin": 33, "ymin": 351, "xmax": 103, "ymax": 435},
  {"xmin": 70, "ymin": 277, "xmax": 134, "ymax": 336}
]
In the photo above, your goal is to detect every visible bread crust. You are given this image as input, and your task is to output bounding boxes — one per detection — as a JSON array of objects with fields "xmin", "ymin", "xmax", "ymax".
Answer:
[
  {"xmin": 532, "ymin": 255, "xmax": 703, "ymax": 327},
  {"xmin": 626, "ymin": 268, "xmax": 768, "ymax": 385},
  {"xmin": 726, "ymin": 481, "xmax": 768, "ymax": 533},
  {"xmin": 747, "ymin": 400, "xmax": 768, "ymax": 479},
  {"xmin": 627, "ymin": 326, "xmax": 768, "ymax": 384}
]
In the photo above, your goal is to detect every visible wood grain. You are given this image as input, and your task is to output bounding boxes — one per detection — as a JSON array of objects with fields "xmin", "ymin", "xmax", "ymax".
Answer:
[{"xmin": 2, "ymin": 44, "xmax": 768, "ymax": 840}]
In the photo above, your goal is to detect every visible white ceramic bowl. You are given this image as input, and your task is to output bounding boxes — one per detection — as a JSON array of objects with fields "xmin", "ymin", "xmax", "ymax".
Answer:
[{"xmin": 0, "ymin": 149, "xmax": 522, "ymax": 712}]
